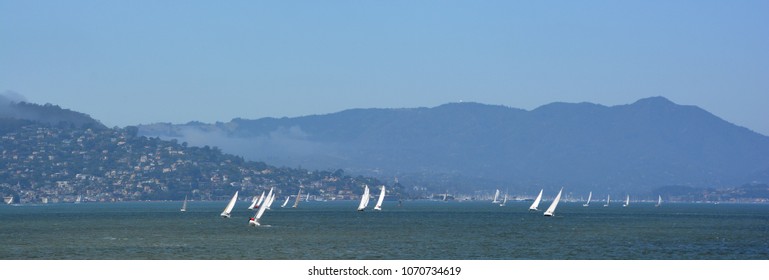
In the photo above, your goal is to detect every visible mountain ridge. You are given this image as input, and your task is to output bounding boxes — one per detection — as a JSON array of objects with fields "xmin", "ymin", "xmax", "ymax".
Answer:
[{"xmin": 137, "ymin": 97, "xmax": 769, "ymax": 195}]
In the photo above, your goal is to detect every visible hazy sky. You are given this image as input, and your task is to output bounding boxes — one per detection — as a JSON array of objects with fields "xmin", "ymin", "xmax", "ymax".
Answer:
[{"xmin": 2, "ymin": 1, "xmax": 768, "ymax": 135}]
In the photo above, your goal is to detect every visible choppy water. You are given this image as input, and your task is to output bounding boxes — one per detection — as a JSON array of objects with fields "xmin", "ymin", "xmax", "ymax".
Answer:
[{"xmin": 1, "ymin": 200, "xmax": 768, "ymax": 259}]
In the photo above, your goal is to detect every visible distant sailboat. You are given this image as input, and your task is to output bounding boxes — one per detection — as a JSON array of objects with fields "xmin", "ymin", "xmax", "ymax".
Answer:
[
  {"xmin": 220, "ymin": 191, "xmax": 239, "ymax": 218},
  {"xmin": 529, "ymin": 189, "xmax": 544, "ymax": 211},
  {"xmin": 443, "ymin": 191, "xmax": 448, "ymax": 201},
  {"xmin": 374, "ymin": 185, "xmax": 386, "ymax": 211},
  {"xmin": 265, "ymin": 188, "xmax": 275, "ymax": 210},
  {"xmin": 249, "ymin": 191, "xmax": 274, "ymax": 227},
  {"xmin": 583, "ymin": 192, "xmax": 592, "ymax": 207},
  {"xmin": 269, "ymin": 193, "xmax": 277, "ymax": 209},
  {"xmin": 544, "ymin": 188, "xmax": 563, "ymax": 217},
  {"xmin": 623, "ymin": 195, "xmax": 630, "ymax": 207},
  {"xmin": 357, "ymin": 185, "xmax": 370, "ymax": 211},
  {"xmin": 655, "ymin": 195, "xmax": 662, "ymax": 207},
  {"xmin": 281, "ymin": 195, "xmax": 290, "ymax": 208},
  {"xmin": 500, "ymin": 193, "xmax": 507, "ymax": 207},
  {"xmin": 604, "ymin": 194, "xmax": 610, "ymax": 207},
  {"xmin": 180, "ymin": 195, "xmax": 188, "ymax": 212},
  {"xmin": 74, "ymin": 195, "xmax": 82, "ymax": 204},
  {"xmin": 4, "ymin": 196, "xmax": 14, "ymax": 205},
  {"xmin": 248, "ymin": 191, "xmax": 264, "ymax": 210},
  {"xmin": 492, "ymin": 189, "xmax": 500, "ymax": 203},
  {"xmin": 293, "ymin": 189, "xmax": 301, "ymax": 208}
]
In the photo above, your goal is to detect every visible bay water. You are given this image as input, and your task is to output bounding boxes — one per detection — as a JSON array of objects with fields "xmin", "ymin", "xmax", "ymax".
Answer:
[{"xmin": 1, "ymin": 200, "xmax": 767, "ymax": 259}]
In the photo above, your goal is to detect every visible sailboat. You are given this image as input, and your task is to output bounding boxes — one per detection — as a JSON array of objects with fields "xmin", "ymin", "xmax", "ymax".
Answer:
[
  {"xmin": 248, "ymin": 191, "xmax": 264, "ymax": 210},
  {"xmin": 292, "ymin": 189, "xmax": 302, "ymax": 208},
  {"xmin": 655, "ymin": 195, "xmax": 662, "ymax": 207},
  {"xmin": 220, "ymin": 191, "xmax": 239, "ymax": 218},
  {"xmin": 544, "ymin": 187, "xmax": 563, "ymax": 217},
  {"xmin": 74, "ymin": 195, "xmax": 82, "ymax": 204},
  {"xmin": 492, "ymin": 189, "xmax": 500, "ymax": 203},
  {"xmin": 357, "ymin": 185, "xmax": 370, "ymax": 211},
  {"xmin": 499, "ymin": 193, "xmax": 507, "ymax": 207},
  {"xmin": 180, "ymin": 195, "xmax": 188, "ymax": 212},
  {"xmin": 623, "ymin": 195, "xmax": 630, "ymax": 207},
  {"xmin": 269, "ymin": 193, "xmax": 276, "ymax": 209},
  {"xmin": 249, "ymin": 191, "xmax": 274, "ymax": 227},
  {"xmin": 4, "ymin": 196, "xmax": 13, "ymax": 205},
  {"xmin": 529, "ymin": 189, "xmax": 543, "ymax": 211},
  {"xmin": 281, "ymin": 195, "xmax": 290, "ymax": 208},
  {"xmin": 443, "ymin": 191, "xmax": 448, "ymax": 201},
  {"xmin": 374, "ymin": 186, "xmax": 386, "ymax": 211},
  {"xmin": 265, "ymin": 188, "xmax": 275, "ymax": 210},
  {"xmin": 603, "ymin": 194, "xmax": 610, "ymax": 207},
  {"xmin": 583, "ymin": 191, "xmax": 592, "ymax": 207}
]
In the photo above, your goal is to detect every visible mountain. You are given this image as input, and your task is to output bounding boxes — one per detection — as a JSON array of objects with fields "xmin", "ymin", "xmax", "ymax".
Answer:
[
  {"xmin": 137, "ymin": 97, "xmax": 769, "ymax": 195},
  {"xmin": 0, "ymin": 96, "xmax": 106, "ymax": 130}
]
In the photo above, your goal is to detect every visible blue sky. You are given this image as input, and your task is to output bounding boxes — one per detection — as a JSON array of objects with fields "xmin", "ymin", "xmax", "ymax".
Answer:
[{"xmin": 2, "ymin": 1, "xmax": 768, "ymax": 135}]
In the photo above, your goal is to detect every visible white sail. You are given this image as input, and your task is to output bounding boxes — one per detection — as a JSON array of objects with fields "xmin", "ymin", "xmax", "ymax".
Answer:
[
  {"xmin": 500, "ymin": 193, "xmax": 507, "ymax": 206},
  {"xmin": 443, "ymin": 191, "xmax": 448, "ymax": 201},
  {"xmin": 529, "ymin": 189, "xmax": 544, "ymax": 211},
  {"xmin": 492, "ymin": 189, "xmax": 500, "ymax": 203},
  {"xmin": 220, "ymin": 191, "xmax": 239, "ymax": 218},
  {"xmin": 357, "ymin": 185, "xmax": 370, "ymax": 211},
  {"xmin": 180, "ymin": 195, "xmax": 188, "ymax": 212},
  {"xmin": 4, "ymin": 196, "xmax": 13, "ymax": 205},
  {"xmin": 374, "ymin": 186, "xmax": 386, "ymax": 211},
  {"xmin": 604, "ymin": 194, "xmax": 610, "ymax": 207},
  {"xmin": 281, "ymin": 195, "xmax": 290, "ymax": 208},
  {"xmin": 254, "ymin": 191, "xmax": 266, "ymax": 209},
  {"xmin": 583, "ymin": 192, "xmax": 592, "ymax": 207},
  {"xmin": 74, "ymin": 195, "xmax": 81, "ymax": 204},
  {"xmin": 623, "ymin": 195, "xmax": 630, "ymax": 207},
  {"xmin": 266, "ymin": 192, "xmax": 276, "ymax": 210},
  {"xmin": 264, "ymin": 187, "xmax": 274, "ymax": 210},
  {"xmin": 293, "ymin": 189, "xmax": 301, "ymax": 208},
  {"xmin": 247, "ymin": 194, "xmax": 258, "ymax": 210},
  {"xmin": 655, "ymin": 195, "xmax": 662, "ymax": 207},
  {"xmin": 250, "ymin": 193, "xmax": 273, "ymax": 226},
  {"xmin": 544, "ymin": 188, "xmax": 563, "ymax": 217}
]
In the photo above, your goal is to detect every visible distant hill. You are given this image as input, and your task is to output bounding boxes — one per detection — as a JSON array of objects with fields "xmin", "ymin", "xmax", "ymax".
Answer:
[
  {"xmin": 0, "ymin": 108, "xmax": 384, "ymax": 203},
  {"xmin": 1, "ymin": 96, "xmax": 106, "ymax": 130},
  {"xmin": 138, "ymin": 97, "xmax": 769, "ymax": 195}
]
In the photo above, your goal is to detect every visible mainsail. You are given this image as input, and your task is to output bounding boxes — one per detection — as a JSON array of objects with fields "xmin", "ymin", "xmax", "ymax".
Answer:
[
  {"xmin": 357, "ymin": 185, "xmax": 370, "ymax": 211},
  {"xmin": 220, "ymin": 191, "xmax": 239, "ymax": 218},
  {"xmin": 374, "ymin": 186, "xmax": 386, "ymax": 211},
  {"xmin": 543, "ymin": 188, "xmax": 563, "ymax": 217},
  {"xmin": 529, "ymin": 189, "xmax": 543, "ymax": 211}
]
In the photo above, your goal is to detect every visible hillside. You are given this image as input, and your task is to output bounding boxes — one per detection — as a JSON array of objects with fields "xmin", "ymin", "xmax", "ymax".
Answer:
[
  {"xmin": 1, "ymin": 96, "xmax": 106, "ymax": 130},
  {"xmin": 138, "ymin": 97, "xmax": 769, "ymax": 195},
  {"xmin": 0, "ymin": 117, "xmax": 387, "ymax": 204}
]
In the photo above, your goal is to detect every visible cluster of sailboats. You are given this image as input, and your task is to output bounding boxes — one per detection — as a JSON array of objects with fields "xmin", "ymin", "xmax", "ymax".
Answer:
[
  {"xmin": 526, "ymin": 188, "xmax": 663, "ymax": 216},
  {"xmin": 492, "ymin": 189, "xmax": 508, "ymax": 207},
  {"xmin": 527, "ymin": 188, "xmax": 563, "ymax": 216},
  {"xmin": 213, "ymin": 184, "xmax": 387, "ymax": 226},
  {"xmin": 179, "ymin": 185, "xmax": 664, "ymax": 226},
  {"xmin": 357, "ymin": 185, "xmax": 386, "ymax": 211},
  {"xmin": 180, "ymin": 186, "xmax": 309, "ymax": 227}
]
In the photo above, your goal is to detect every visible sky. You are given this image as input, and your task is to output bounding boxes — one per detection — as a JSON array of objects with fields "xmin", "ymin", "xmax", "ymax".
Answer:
[{"xmin": 1, "ymin": 0, "xmax": 768, "ymax": 135}]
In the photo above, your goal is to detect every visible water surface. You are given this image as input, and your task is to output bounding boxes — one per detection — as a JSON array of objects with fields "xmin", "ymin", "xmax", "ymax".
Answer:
[{"xmin": 1, "ymin": 200, "xmax": 767, "ymax": 259}]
